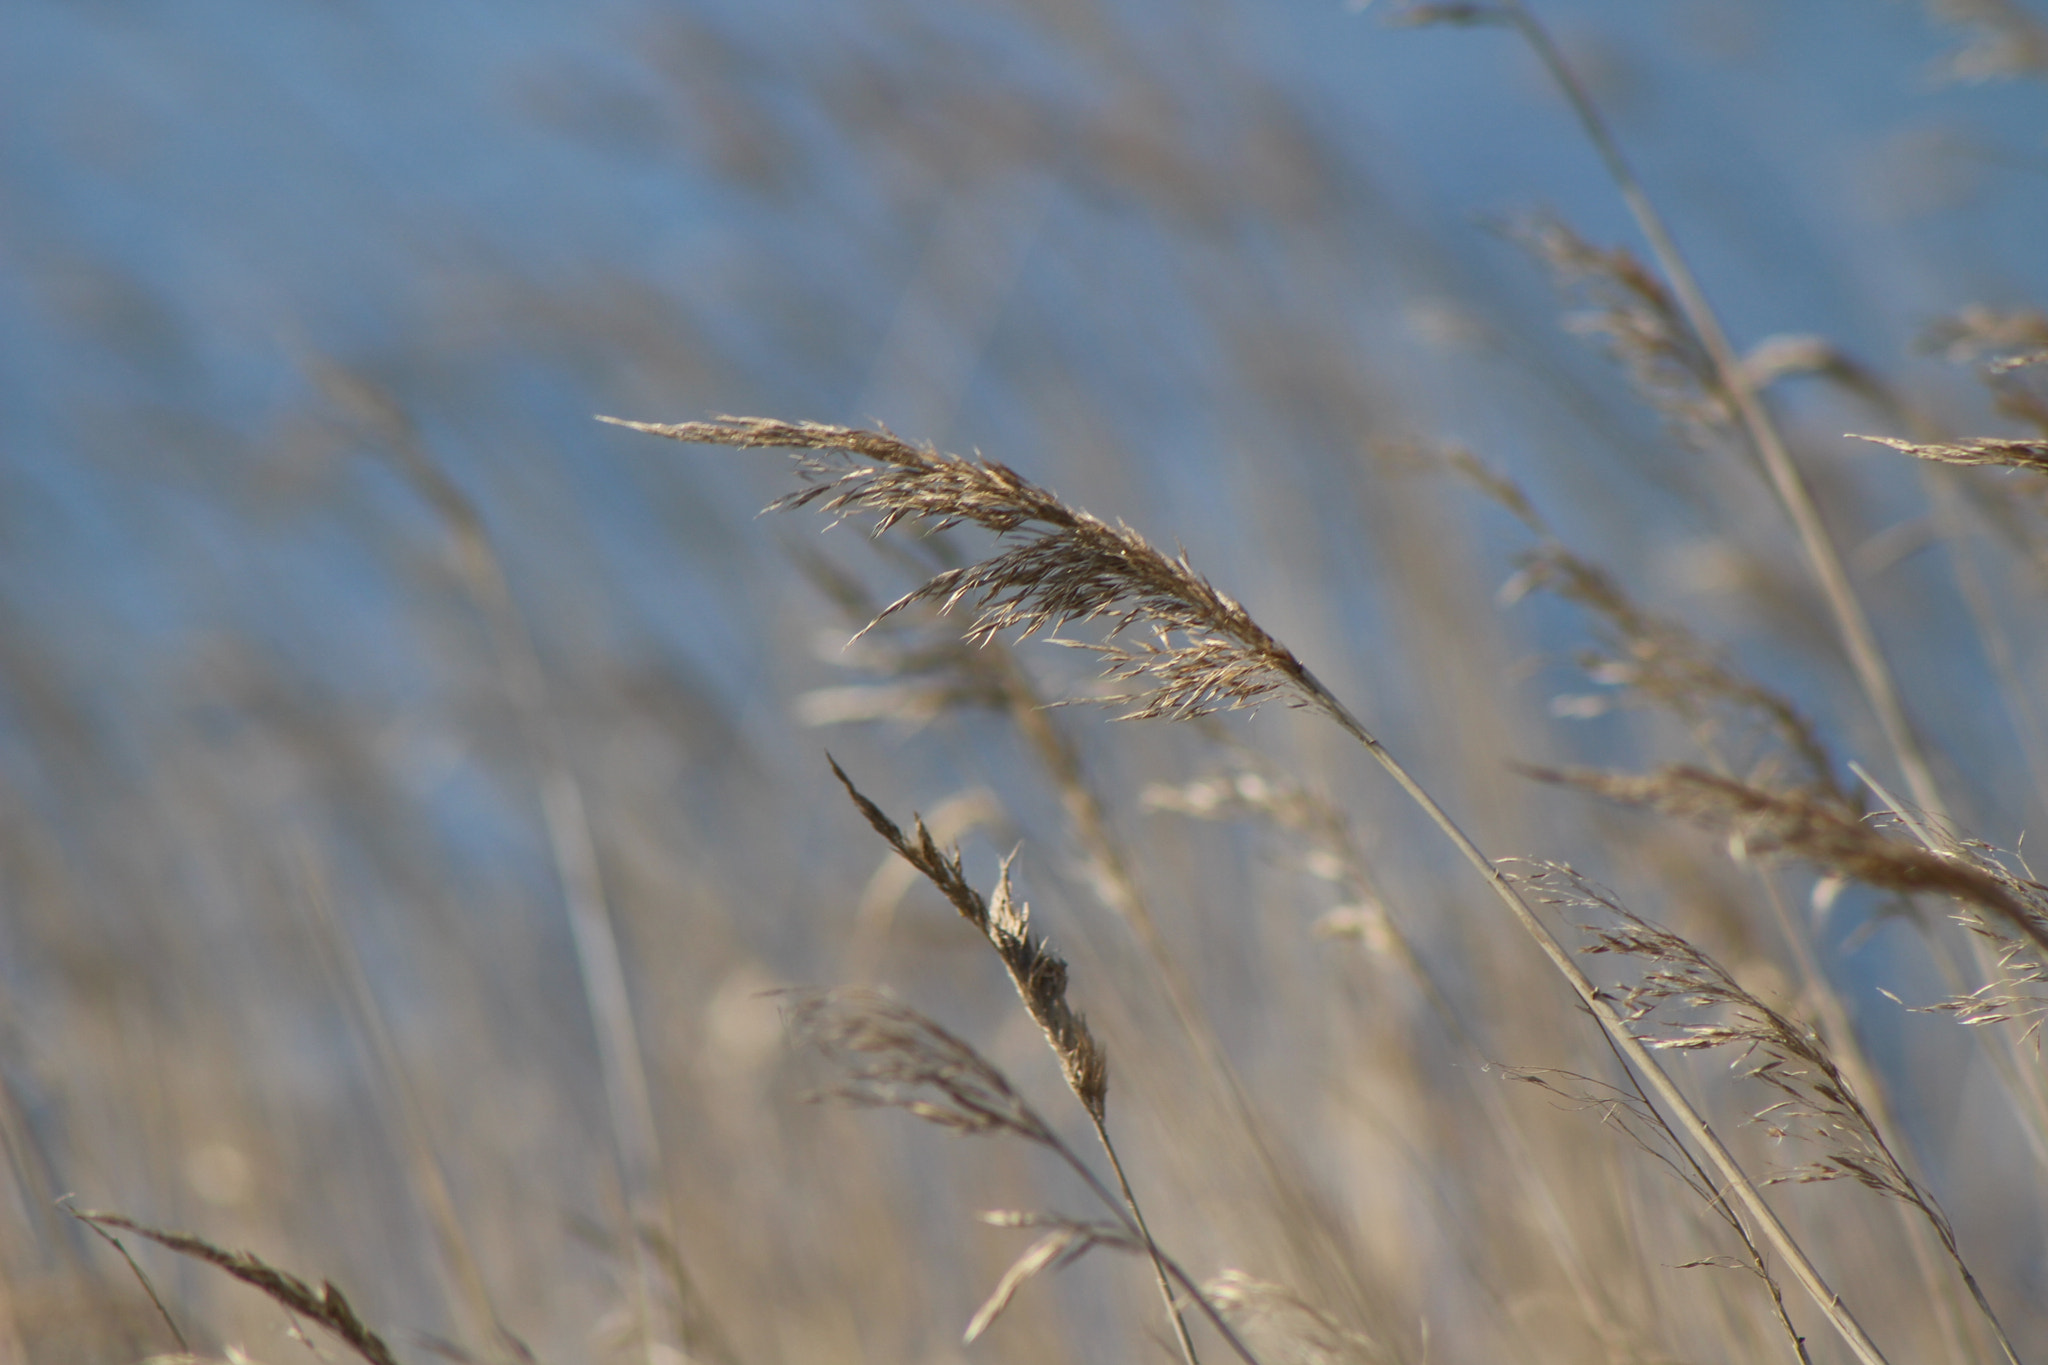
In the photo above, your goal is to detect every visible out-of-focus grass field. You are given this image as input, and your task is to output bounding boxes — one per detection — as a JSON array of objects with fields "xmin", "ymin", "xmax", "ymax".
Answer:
[{"xmin": 4, "ymin": 3, "xmax": 2048, "ymax": 1362}]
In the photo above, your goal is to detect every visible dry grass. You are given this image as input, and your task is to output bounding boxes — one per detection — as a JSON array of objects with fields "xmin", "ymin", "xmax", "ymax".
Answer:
[
  {"xmin": 11, "ymin": 4, "xmax": 2048, "ymax": 1365},
  {"xmin": 73, "ymin": 1213, "xmax": 401, "ymax": 1365},
  {"xmin": 608, "ymin": 406, "xmax": 1893, "ymax": 1362},
  {"xmin": 595, "ymin": 415, "xmax": 1317, "ymax": 723}
]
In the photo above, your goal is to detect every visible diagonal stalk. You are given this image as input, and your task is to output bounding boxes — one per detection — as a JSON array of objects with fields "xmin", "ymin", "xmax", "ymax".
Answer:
[
  {"xmin": 1497, "ymin": 0, "xmax": 1946, "ymax": 824},
  {"xmin": 1289, "ymin": 664, "xmax": 1894, "ymax": 1365},
  {"xmin": 1042, "ymin": 1115, "xmax": 1266, "ymax": 1365}
]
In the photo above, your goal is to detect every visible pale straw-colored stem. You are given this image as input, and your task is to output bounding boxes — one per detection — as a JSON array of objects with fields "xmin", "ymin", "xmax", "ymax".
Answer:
[
  {"xmin": 357, "ymin": 398, "xmax": 681, "ymax": 1365},
  {"xmin": 1291, "ymin": 665, "xmax": 1895, "ymax": 1365}
]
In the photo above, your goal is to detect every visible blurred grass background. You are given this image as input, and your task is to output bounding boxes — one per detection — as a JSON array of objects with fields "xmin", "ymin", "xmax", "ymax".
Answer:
[{"xmin": 4, "ymin": 1, "xmax": 2048, "ymax": 1361}]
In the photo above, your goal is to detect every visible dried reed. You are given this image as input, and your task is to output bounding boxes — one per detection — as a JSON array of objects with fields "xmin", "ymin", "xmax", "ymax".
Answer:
[
  {"xmin": 1849, "ymin": 434, "xmax": 2048, "ymax": 476},
  {"xmin": 1524, "ymin": 764, "xmax": 2048, "ymax": 962},
  {"xmin": 73, "ymin": 1213, "xmax": 400, "ymax": 1365},
  {"xmin": 1396, "ymin": 0, "xmax": 1949, "ymax": 827},
  {"xmin": 784, "ymin": 988, "xmax": 1260, "ymax": 1363},
  {"xmin": 1521, "ymin": 864, "xmax": 2023, "ymax": 1365},
  {"xmin": 605, "ymin": 412, "xmax": 1897, "ymax": 1365}
]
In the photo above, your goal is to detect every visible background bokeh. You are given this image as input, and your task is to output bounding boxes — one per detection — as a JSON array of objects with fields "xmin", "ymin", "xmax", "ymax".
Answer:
[{"xmin": 4, "ymin": 2, "xmax": 2048, "ymax": 1362}]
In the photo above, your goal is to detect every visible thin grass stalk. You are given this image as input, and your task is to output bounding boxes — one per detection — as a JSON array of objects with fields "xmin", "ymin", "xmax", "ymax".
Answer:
[
  {"xmin": 453, "ymin": 547, "xmax": 675, "ymax": 1365},
  {"xmin": 1748, "ymin": 354, "xmax": 2048, "ymax": 1190},
  {"xmin": 319, "ymin": 363, "xmax": 682, "ymax": 1364},
  {"xmin": 1923, "ymin": 470, "xmax": 2048, "ymax": 813},
  {"xmin": 1474, "ymin": 30, "xmax": 2048, "ymax": 1318},
  {"xmin": 1492, "ymin": 0, "xmax": 1946, "ymax": 825},
  {"xmin": 1289, "ymin": 669, "xmax": 1895, "ymax": 1365},
  {"xmin": 955, "ymin": 1101, "xmax": 1217, "ymax": 1359},
  {"xmin": 1794, "ymin": 343, "xmax": 2048, "ymax": 825},
  {"xmin": 70, "ymin": 1208, "xmax": 190, "ymax": 1357},
  {"xmin": 1089, "ymin": 1121, "xmax": 1208, "ymax": 1365},
  {"xmin": 1892, "ymin": 456, "xmax": 2048, "ymax": 1154},
  {"xmin": 1167, "ymin": 738, "xmax": 1636, "ymax": 1348},
  {"xmin": 1536, "ymin": 759, "xmax": 2040, "ymax": 1362},
  {"xmin": 991, "ymin": 1152, "xmax": 1269, "ymax": 1365},
  {"xmin": 795, "ymin": 989, "xmax": 1264, "ymax": 1362},
  {"xmin": 1822, "ymin": 358, "xmax": 2048, "ymax": 1184},
  {"xmin": 73, "ymin": 1213, "xmax": 402, "ymax": 1365},
  {"xmin": 825, "ymin": 761, "xmax": 1205, "ymax": 1365},
  {"xmin": 1575, "ymin": 1027, "xmax": 1814, "ymax": 1365},
  {"xmin": 1469, "ymin": 445, "xmax": 1984, "ymax": 1363},
  {"xmin": 1745, "ymin": 866, "xmax": 1978, "ymax": 1365},
  {"xmin": 1846, "ymin": 768, "xmax": 2036, "ymax": 1365},
  {"xmin": 1560, "ymin": 864, "xmax": 2024, "ymax": 1365},
  {"xmin": 293, "ymin": 842, "xmax": 528, "ymax": 1362}
]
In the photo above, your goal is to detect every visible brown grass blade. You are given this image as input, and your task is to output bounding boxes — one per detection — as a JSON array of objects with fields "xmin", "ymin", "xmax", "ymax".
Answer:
[
  {"xmin": 827, "ymin": 757, "xmax": 1109, "ymax": 1119},
  {"xmin": 73, "ymin": 1212, "xmax": 401, "ymax": 1365},
  {"xmin": 1525, "ymin": 764, "xmax": 2048, "ymax": 961},
  {"xmin": 962, "ymin": 1219, "xmax": 1098, "ymax": 1344},
  {"xmin": 1849, "ymin": 432, "xmax": 2048, "ymax": 474},
  {"xmin": 784, "ymin": 989, "xmax": 1065, "ymax": 1144}
]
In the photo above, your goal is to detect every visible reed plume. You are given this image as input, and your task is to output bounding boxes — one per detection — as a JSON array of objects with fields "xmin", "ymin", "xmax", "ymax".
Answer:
[{"xmin": 596, "ymin": 416, "xmax": 1315, "ymax": 721}]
